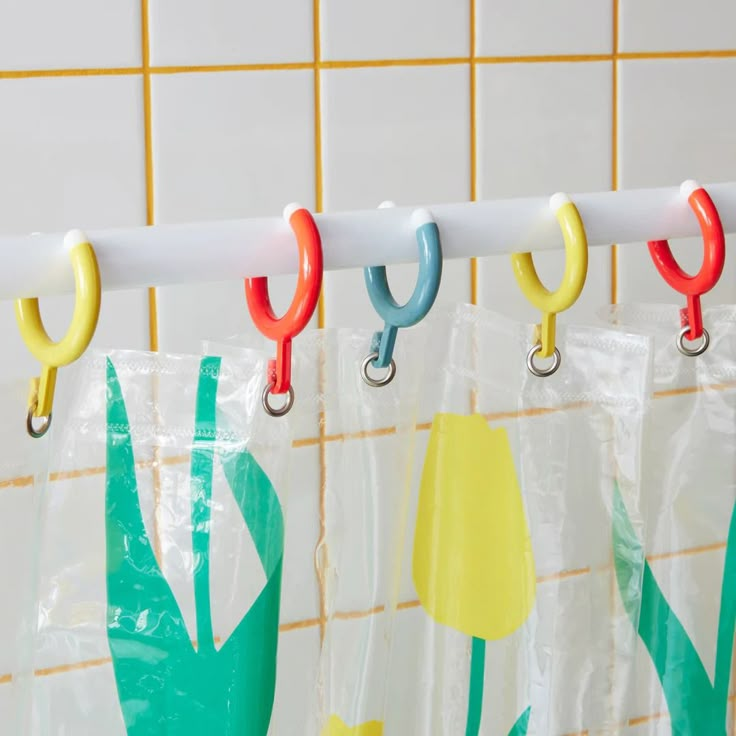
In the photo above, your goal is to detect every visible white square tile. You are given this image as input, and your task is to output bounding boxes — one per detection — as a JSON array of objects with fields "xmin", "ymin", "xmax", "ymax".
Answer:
[
  {"xmin": 0, "ymin": 75, "xmax": 149, "ymax": 382},
  {"xmin": 321, "ymin": 0, "xmax": 468, "ymax": 61},
  {"xmin": 476, "ymin": 0, "xmax": 612, "ymax": 56},
  {"xmin": 0, "ymin": 0, "xmax": 140, "ymax": 70},
  {"xmin": 148, "ymin": 0, "xmax": 313, "ymax": 66},
  {"xmin": 0, "ymin": 76, "xmax": 146, "ymax": 235},
  {"xmin": 321, "ymin": 65, "xmax": 471, "ymax": 327},
  {"xmin": 475, "ymin": 61, "xmax": 613, "ymax": 324},
  {"xmin": 620, "ymin": 0, "xmax": 736, "ymax": 53},
  {"xmin": 150, "ymin": 70, "xmax": 316, "ymax": 355},
  {"xmin": 617, "ymin": 58, "xmax": 736, "ymax": 306}
]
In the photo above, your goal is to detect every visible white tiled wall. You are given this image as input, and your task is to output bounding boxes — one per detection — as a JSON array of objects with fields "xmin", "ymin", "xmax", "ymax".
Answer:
[{"xmin": 2, "ymin": 0, "xmax": 734, "ymax": 373}]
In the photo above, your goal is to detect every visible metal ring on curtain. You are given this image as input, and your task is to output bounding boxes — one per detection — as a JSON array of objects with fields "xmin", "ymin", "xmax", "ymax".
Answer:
[
  {"xmin": 647, "ymin": 180, "xmax": 726, "ymax": 357},
  {"xmin": 362, "ymin": 203, "xmax": 443, "ymax": 387},
  {"xmin": 511, "ymin": 193, "xmax": 588, "ymax": 377},
  {"xmin": 245, "ymin": 203, "xmax": 324, "ymax": 416},
  {"xmin": 15, "ymin": 229, "xmax": 102, "ymax": 437}
]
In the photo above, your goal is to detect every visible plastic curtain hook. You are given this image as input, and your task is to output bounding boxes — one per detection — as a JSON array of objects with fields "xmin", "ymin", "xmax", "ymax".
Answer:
[
  {"xmin": 511, "ymin": 193, "xmax": 588, "ymax": 377},
  {"xmin": 15, "ymin": 229, "xmax": 102, "ymax": 438},
  {"xmin": 648, "ymin": 180, "xmax": 726, "ymax": 357},
  {"xmin": 362, "ymin": 204, "xmax": 443, "ymax": 387},
  {"xmin": 245, "ymin": 203, "xmax": 323, "ymax": 417}
]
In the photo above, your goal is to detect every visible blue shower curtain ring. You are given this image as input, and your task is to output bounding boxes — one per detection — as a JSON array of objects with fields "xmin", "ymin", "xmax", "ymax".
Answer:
[{"xmin": 361, "ymin": 204, "xmax": 443, "ymax": 387}]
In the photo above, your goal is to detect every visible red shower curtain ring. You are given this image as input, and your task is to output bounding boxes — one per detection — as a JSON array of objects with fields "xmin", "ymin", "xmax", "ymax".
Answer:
[
  {"xmin": 647, "ymin": 180, "xmax": 725, "ymax": 352},
  {"xmin": 245, "ymin": 203, "xmax": 323, "ymax": 414}
]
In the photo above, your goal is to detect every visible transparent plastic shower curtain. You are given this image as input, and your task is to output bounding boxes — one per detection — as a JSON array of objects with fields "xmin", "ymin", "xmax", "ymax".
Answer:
[
  {"xmin": 208, "ymin": 327, "xmax": 426, "ymax": 736},
  {"xmin": 26, "ymin": 348, "xmax": 291, "ymax": 734},
  {"xmin": 386, "ymin": 303, "xmax": 652, "ymax": 735},
  {"xmin": 607, "ymin": 304, "xmax": 736, "ymax": 736},
  {"xmin": 0, "ymin": 380, "xmax": 50, "ymax": 734}
]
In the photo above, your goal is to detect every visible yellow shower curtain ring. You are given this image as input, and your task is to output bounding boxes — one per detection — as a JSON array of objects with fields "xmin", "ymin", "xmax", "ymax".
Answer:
[
  {"xmin": 510, "ymin": 192, "xmax": 588, "ymax": 377},
  {"xmin": 16, "ymin": 229, "xmax": 102, "ymax": 438}
]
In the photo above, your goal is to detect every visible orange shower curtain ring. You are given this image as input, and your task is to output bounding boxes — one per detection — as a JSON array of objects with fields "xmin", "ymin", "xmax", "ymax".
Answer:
[
  {"xmin": 511, "ymin": 193, "xmax": 588, "ymax": 378},
  {"xmin": 15, "ymin": 229, "xmax": 102, "ymax": 438},
  {"xmin": 647, "ymin": 180, "xmax": 725, "ymax": 357},
  {"xmin": 245, "ymin": 203, "xmax": 324, "ymax": 417}
]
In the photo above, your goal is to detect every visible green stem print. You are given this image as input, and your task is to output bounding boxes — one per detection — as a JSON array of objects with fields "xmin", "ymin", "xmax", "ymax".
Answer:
[
  {"xmin": 106, "ymin": 356, "xmax": 283, "ymax": 734},
  {"xmin": 465, "ymin": 636, "xmax": 530, "ymax": 736},
  {"xmin": 465, "ymin": 637, "xmax": 486, "ymax": 735},
  {"xmin": 612, "ymin": 483, "xmax": 736, "ymax": 735},
  {"xmin": 508, "ymin": 706, "xmax": 531, "ymax": 736}
]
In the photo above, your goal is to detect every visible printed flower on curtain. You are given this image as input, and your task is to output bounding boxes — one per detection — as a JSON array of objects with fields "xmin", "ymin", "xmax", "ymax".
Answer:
[
  {"xmin": 105, "ymin": 356, "xmax": 283, "ymax": 734},
  {"xmin": 413, "ymin": 413, "xmax": 535, "ymax": 736},
  {"xmin": 322, "ymin": 715, "xmax": 384, "ymax": 735},
  {"xmin": 612, "ymin": 483, "xmax": 736, "ymax": 735}
]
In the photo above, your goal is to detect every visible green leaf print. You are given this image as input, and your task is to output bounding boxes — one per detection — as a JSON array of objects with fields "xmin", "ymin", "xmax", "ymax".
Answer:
[
  {"xmin": 612, "ymin": 483, "xmax": 736, "ymax": 735},
  {"xmin": 105, "ymin": 356, "xmax": 283, "ymax": 734}
]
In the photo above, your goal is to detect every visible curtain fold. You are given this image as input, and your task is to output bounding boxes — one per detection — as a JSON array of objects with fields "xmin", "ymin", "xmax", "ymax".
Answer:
[{"xmin": 607, "ymin": 304, "xmax": 736, "ymax": 735}]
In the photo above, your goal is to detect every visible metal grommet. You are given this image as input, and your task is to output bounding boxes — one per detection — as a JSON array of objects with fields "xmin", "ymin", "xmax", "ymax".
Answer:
[
  {"xmin": 676, "ymin": 325, "xmax": 710, "ymax": 357},
  {"xmin": 26, "ymin": 405, "xmax": 52, "ymax": 439},
  {"xmin": 526, "ymin": 344, "xmax": 562, "ymax": 378},
  {"xmin": 360, "ymin": 352, "xmax": 397, "ymax": 388},
  {"xmin": 262, "ymin": 384, "xmax": 295, "ymax": 417}
]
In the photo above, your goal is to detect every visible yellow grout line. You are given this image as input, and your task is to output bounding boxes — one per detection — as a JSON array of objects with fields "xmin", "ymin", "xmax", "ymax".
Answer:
[
  {"xmin": 139, "ymin": 0, "xmax": 164, "ymax": 564},
  {"xmin": 536, "ymin": 566, "xmax": 590, "ymax": 584},
  {"xmin": 469, "ymin": 0, "xmax": 478, "ymax": 309},
  {"xmin": 312, "ymin": 0, "xmax": 330, "ymax": 649},
  {"xmin": 152, "ymin": 61, "xmax": 313, "ymax": 75},
  {"xmin": 647, "ymin": 540, "xmax": 726, "ymax": 563},
  {"xmin": 654, "ymin": 378, "xmax": 736, "ymax": 399},
  {"xmin": 141, "ymin": 0, "xmax": 158, "ymax": 355},
  {"xmin": 0, "ymin": 67, "xmax": 143, "ymax": 79},
  {"xmin": 4, "ymin": 49, "xmax": 736, "ymax": 82},
  {"xmin": 611, "ymin": 0, "xmax": 620, "ymax": 305},
  {"xmin": 618, "ymin": 49, "xmax": 736, "ymax": 60},
  {"xmin": 476, "ymin": 53, "xmax": 612, "ymax": 64},
  {"xmin": 319, "ymin": 56, "xmax": 469, "ymax": 69}
]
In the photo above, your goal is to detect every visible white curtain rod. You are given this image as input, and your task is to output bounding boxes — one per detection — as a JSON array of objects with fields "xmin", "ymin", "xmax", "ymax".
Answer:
[{"xmin": 1, "ymin": 181, "xmax": 735, "ymax": 300}]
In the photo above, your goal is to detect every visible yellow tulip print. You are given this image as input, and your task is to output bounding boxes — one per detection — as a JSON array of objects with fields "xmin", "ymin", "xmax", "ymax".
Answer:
[
  {"xmin": 412, "ymin": 413, "xmax": 536, "ymax": 735},
  {"xmin": 321, "ymin": 714, "xmax": 383, "ymax": 736},
  {"xmin": 413, "ymin": 413, "xmax": 536, "ymax": 639}
]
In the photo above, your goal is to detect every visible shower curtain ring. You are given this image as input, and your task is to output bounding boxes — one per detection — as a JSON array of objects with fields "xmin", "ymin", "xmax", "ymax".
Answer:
[
  {"xmin": 245, "ymin": 203, "xmax": 323, "ymax": 416},
  {"xmin": 362, "ymin": 203, "xmax": 443, "ymax": 387},
  {"xmin": 511, "ymin": 193, "xmax": 588, "ymax": 377},
  {"xmin": 15, "ymin": 229, "xmax": 102, "ymax": 438},
  {"xmin": 647, "ymin": 180, "xmax": 725, "ymax": 357}
]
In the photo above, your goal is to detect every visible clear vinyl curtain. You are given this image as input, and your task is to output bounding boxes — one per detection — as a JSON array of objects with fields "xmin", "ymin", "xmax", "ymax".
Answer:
[
  {"xmin": 606, "ymin": 304, "xmax": 736, "ymax": 735},
  {"xmin": 207, "ymin": 327, "xmax": 426, "ymax": 735},
  {"xmin": 384, "ymin": 303, "xmax": 652, "ymax": 735},
  {"xmin": 0, "ymin": 380, "xmax": 50, "ymax": 735},
  {"xmin": 5, "ymin": 305, "xmax": 735, "ymax": 736},
  {"xmin": 22, "ymin": 348, "xmax": 292, "ymax": 734}
]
